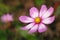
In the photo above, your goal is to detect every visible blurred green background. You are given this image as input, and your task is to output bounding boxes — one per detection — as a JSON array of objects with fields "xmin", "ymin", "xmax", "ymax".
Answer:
[{"xmin": 0, "ymin": 0, "xmax": 60, "ymax": 40}]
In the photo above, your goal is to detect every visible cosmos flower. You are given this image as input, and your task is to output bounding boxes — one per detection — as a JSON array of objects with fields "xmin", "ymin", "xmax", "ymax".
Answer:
[
  {"xmin": 19, "ymin": 5, "xmax": 55, "ymax": 34},
  {"xmin": 1, "ymin": 14, "xmax": 13, "ymax": 22}
]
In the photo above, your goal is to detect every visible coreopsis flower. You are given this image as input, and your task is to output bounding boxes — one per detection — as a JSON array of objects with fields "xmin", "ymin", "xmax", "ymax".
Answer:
[
  {"xmin": 1, "ymin": 14, "xmax": 13, "ymax": 22},
  {"xmin": 19, "ymin": 5, "xmax": 55, "ymax": 34}
]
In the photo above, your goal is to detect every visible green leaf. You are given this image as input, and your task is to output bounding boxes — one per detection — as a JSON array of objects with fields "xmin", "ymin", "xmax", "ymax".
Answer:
[
  {"xmin": 0, "ymin": 3, "xmax": 10, "ymax": 16},
  {"xmin": 0, "ymin": 30, "xmax": 7, "ymax": 40},
  {"xmin": 17, "ymin": 28, "xmax": 37, "ymax": 40},
  {"xmin": 20, "ymin": 30, "xmax": 37, "ymax": 40},
  {"xmin": 35, "ymin": 0, "xmax": 45, "ymax": 6}
]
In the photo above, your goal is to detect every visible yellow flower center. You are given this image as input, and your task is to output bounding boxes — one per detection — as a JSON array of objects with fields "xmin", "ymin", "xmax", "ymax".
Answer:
[{"xmin": 35, "ymin": 17, "xmax": 41, "ymax": 24}]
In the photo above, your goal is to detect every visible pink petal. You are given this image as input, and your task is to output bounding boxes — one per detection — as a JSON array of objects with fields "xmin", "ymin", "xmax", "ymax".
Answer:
[
  {"xmin": 21, "ymin": 23, "xmax": 35, "ymax": 30},
  {"xmin": 38, "ymin": 23, "xmax": 47, "ymax": 33},
  {"xmin": 30, "ymin": 7, "xmax": 39, "ymax": 18},
  {"xmin": 1, "ymin": 15, "xmax": 6, "ymax": 22},
  {"xmin": 7, "ymin": 14, "xmax": 13, "ymax": 21},
  {"xmin": 42, "ymin": 7, "xmax": 54, "ymax": 19},
  {"xmin": 1, "ymin": 14, "xmax": 13, "ymax": 22},
  {"xmin": 39, "ymin": 5, "xmax": 47, "ymax": 17},
  {"xmin": 19, "ymin": 16, "xmax": 34, "ymax": 23},
  {"xmin": 28, "ymin": 24, "xmax": 38, "ymax": 34},
  {"xmin": 42, "ymin": 16, "xmax": 55, "ymax": 24}
]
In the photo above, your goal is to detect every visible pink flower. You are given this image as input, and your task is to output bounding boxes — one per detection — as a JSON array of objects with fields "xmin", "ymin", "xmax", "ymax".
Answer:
[
  {"xmin": 1, "ymin": 14, "xmax": 13, "ymax": 22},
  {"xmin": 19, "ymin": 5, "xmax": 55, "ymax": 34}
]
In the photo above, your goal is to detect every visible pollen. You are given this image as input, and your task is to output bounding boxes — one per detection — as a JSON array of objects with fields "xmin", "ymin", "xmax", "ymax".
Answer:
[{"xmin": 35, "ymin": 17, "xmax": 41, "ymax": 24}]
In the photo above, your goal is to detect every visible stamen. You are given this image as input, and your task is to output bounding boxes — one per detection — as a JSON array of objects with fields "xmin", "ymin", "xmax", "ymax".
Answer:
[{"xmin": 35, "ymin": 17, "xmax": 41, "ymax": 24}]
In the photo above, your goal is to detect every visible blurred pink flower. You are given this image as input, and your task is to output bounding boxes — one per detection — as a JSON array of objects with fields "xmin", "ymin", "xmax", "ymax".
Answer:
[
  {"xmin": 19, "ymin": 5, "xmax": 55, "ymax": 34},
  {"xmin": 1, "ymin": 14, "xmax": 13, "ymax": 22}
]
